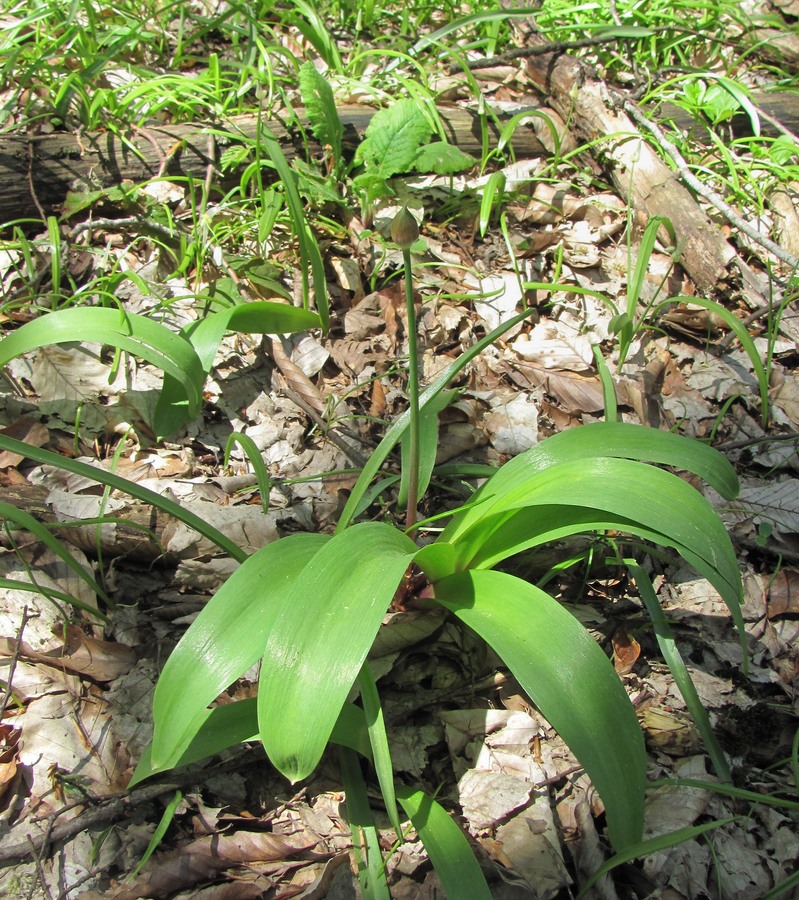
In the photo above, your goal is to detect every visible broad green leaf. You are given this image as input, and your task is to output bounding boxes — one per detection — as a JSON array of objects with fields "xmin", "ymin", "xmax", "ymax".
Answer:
[
  {"xmin": 441, "ymin": 422, "xmax": 740, "ymax": 544},
  {"xmin": 0, "ymin": 307, "xmax": 204, "ymax": 425},
  {"xmin": 299, "ymin": 60, "xmax": 343, "ymax": 163},
  {"xmin": 447, "ymin": 457, "xmax": 744, "ymax": 643},
  {"xmin": 151, "ymin": 533, "xmax": 329, "ymax": 768},
  {"xmin": 0, "ymin": 436, "xmax": 247, "ymax": 563},
  {"xmin": 131, "ymin": 698, "xmax": 370, "ymax": 786},
  {"xmin": 434, "ymin": 569, "xmax": 646, "ymax": 851},
  {"xmin": 355, "ymin": 100, "xmax": 433, "ymax": 179},
  {"xmin": 258, "ymin": 522, "xmax": 417, "ymax": 782},
  {"xmin": 396, "ymin": 787, "xmax": 492, "ymax": 900},
  {"xmin": 413, "ymin": 141, "xmax": 477, "ymax": 174}
]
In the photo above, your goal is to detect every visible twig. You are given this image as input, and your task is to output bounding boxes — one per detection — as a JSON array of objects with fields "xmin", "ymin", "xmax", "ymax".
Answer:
[
  {"xmin": 622, "ymin": 100, "xmax": 799, "ymax": 271},
  {"xmin": 0, "ymin": 605, "xmax": 31, "ymax": 718},
  {"xmin": 0, "ymin": 750, "xmax": 253, "ymax": 870}
]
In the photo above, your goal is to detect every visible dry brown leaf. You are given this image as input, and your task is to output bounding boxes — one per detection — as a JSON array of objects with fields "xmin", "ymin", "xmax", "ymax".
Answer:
[
  {"xmin": 612, "ymin": 627, "xmax": 641, "ymax": 675},
  {"xmin": 767, "ymin": 568, "xmax": 799, "ymax": 618},
  {"xmin": 0, "ymin": 624, "xmax": 135, "ymax": 681},
  {"xmin": 369, "ymin": 377, "xmax": 386, "ymax": 420},
  {"xmin": 0, "ymin": 418, "xmax": 49, "ymax": 468},
  {"xmin": 106, "ymin": 831, "xmax": 322, "ymax": 900}
]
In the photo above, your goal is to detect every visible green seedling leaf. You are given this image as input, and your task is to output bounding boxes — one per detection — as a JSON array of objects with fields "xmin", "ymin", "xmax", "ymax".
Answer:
[
  {"xmin": 338, "ymin": 305, "xmax": 538, "ymax": 531},
  {"xmin": 339, "ymin": 747, "xmax": 391, "ymax": 899},
  {"xmin": 593, "ymin": 25, "xmax": 656, "ymax": 38},
  {"xmin": 0, "ymin": 578, "xmax": 106, "ymax": 621},
  {"xmin": 657, "ymin": 294, "xmax": 769, "ymax": 427},
  {"xmin": 413, "ymin": 141, "xmax": 477, "ymax": 174},
  {"xmin": 130, "ymin": 790, "xmax": 182, "ymax": 879},
  {"xmin": 628, "ymin": 562, "xmax": 732, "ymax": 782},
  {"xmin": 397, "ymin": 787, "xmax": 492, "ymax": 900},
  {"xmin": 155, "ymin": 301, "xmax": 321, "ymax": 437},
  {"xmin": 131, "ymin": 699, "xmax": 370, "ymax": 786},
  {"xmin": 258, "ymin": 522, "xmax": 417, "ymax": 782},
  {"xmin": 355, "ymin": 99, "xmax": 433, "ymax": 180},
  {"xmin": 224, "ymin": 432, "xmax": 272, "ymax": 514},
  {"xmin": 358, "ymin": 663, "xmax": 402, "ymax": 837},
  {"xmin": 150, "ymin": 533, "xmax": 329, "ymax": 769},
  {"xmin": 479, "ymin": 170, "xmax": 505, "ymax": 237},
  {"xmin": 0, "ymin": 502, "xmax": 110, "ymax": 608},
  {"xmin": 0, "ymin": 436, "xmax": 247, "ymax": 563},
  {"xmin": 434, "ymin": 569, "xmax": 646, "ymax": 851},
  {"xmin": 259, "ymin": 129, "xmax": 329, "ymax": 331},
  {"xmin": 299, "ymin": 60, "xmax": 343, "ymax": 164},
  {"xmin": 0, "ymin": 307, "xmax": 205, "ymax": 430},
  {"xmin": 575, "ymin": 817, "xmax": 737, "ymax": 898}
]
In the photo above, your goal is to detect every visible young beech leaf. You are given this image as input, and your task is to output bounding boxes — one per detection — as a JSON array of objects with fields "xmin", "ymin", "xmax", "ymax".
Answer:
[
  {"xmin": 354, "ymin": 99, "xmax": 433, "ymax": 180},
  {"xmin": 298, "ymin": 61, "xmax": 342, "ymax": 162},
  {"xmin": 413, "ymin": 141, "xmax": 477, "ymax": 175}
]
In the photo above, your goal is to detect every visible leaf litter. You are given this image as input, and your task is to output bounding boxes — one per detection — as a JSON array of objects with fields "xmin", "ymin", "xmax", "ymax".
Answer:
[{"xmin": 1, "ymin": 12, "xmax": 799, "ymax": 900}]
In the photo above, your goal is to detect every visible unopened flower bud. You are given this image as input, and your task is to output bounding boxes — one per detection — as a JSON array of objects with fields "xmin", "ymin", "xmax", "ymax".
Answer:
[{"xmin": 391, "ymin": 206, "xmax": 419, "ymax": 249}]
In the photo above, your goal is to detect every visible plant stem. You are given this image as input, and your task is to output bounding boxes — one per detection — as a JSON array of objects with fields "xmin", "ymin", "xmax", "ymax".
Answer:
[{"xmin": 402, "ymin": 246, "xmax": 420, "ymax": 535}]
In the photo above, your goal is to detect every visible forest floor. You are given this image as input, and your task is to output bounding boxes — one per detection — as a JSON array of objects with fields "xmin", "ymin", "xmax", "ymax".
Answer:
[{"xmin": 1, "ymin": 0, "xmax": 799, "ymax": 897}]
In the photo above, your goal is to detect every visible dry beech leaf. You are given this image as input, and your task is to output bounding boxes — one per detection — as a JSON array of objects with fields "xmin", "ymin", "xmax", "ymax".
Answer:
[
  {"xmin": 640, "ymin": 707, "xmax": 702, "ymax": 756},
  {"xmin": 612, "ymin": 626, "xmax": 640, "ymax": 675},
  {"xmin": 0, "ymin": 418, "xmax": 49, "ymax": 467},
  {"xmin": 767, "ymin": 568, "xmax": 799, "ymax": 618},
  {"xmin": 0, "ymin": 624, "xmax": 135, "ymax": 681},
  {"xmin": 105, "ymin": 832, "xmax": 320, "ymax": 900}
]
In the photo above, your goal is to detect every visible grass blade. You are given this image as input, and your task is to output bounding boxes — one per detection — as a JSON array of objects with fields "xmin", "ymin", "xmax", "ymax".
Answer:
[
  {"xmin": 0, "ymin": 501, "xmax": 110, "ymax": 607},
  {"xmin": 358, "ymin": 662, "xmax": 402, "ymax": 838},
  {"xmin": 628, "ymin": 562, "xmax": 732, "ymax": 782},
  {"xmin": 575, "ymin": 818, "xmax": 737, "ymax": 898}
]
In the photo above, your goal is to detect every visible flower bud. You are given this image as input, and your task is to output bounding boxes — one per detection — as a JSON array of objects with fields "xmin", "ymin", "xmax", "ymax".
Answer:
[{"xmin": 390, "ymin": 206, "xmax": 419, "ymax": 249}]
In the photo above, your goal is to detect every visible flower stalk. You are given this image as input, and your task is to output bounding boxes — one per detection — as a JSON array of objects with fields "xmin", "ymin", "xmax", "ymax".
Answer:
[{"xmin": 391, "ymin": 206, "xmax": 421, "ymax": 535}]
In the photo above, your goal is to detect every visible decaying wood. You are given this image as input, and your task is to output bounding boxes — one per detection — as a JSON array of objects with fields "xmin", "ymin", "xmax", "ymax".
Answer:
[
  {"xmin": 0, "ymin": 481, "xmax": 199, "ymax": 563},
  {"xmin": 2, "ymin": 105, "xmax": 546, "ymax": 223},
  {"xmin": 520, "ymin": 36, "xmax": 798, "ymax": 328}
]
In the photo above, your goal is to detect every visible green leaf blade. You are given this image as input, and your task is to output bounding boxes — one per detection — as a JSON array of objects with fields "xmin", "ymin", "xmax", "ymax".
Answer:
[
  {"xmin": 150, "ymin": 533, "xmax": 329, "ymax": 769},
  {"xmin": 258, "ymin": 522, "xmax": 417, "ymax": 782},
  {"xmin": 434, "ymin": 569, "xmax": 646, "ymax": 851}
]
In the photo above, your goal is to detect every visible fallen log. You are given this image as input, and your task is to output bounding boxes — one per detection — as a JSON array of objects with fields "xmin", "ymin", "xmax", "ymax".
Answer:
[
  {"xmin": 2, "ymin": 105, "xmax": 547, "ymax": 224},
  {"xmin": 520, "ymin": 34, "xmax": 799, "ymax": 346}
]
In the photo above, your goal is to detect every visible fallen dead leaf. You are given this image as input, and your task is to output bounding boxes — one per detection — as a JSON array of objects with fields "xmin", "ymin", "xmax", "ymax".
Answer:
[{"xmin": 0, "ymin": 418, "xmax": 49, "ymax": 467}]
